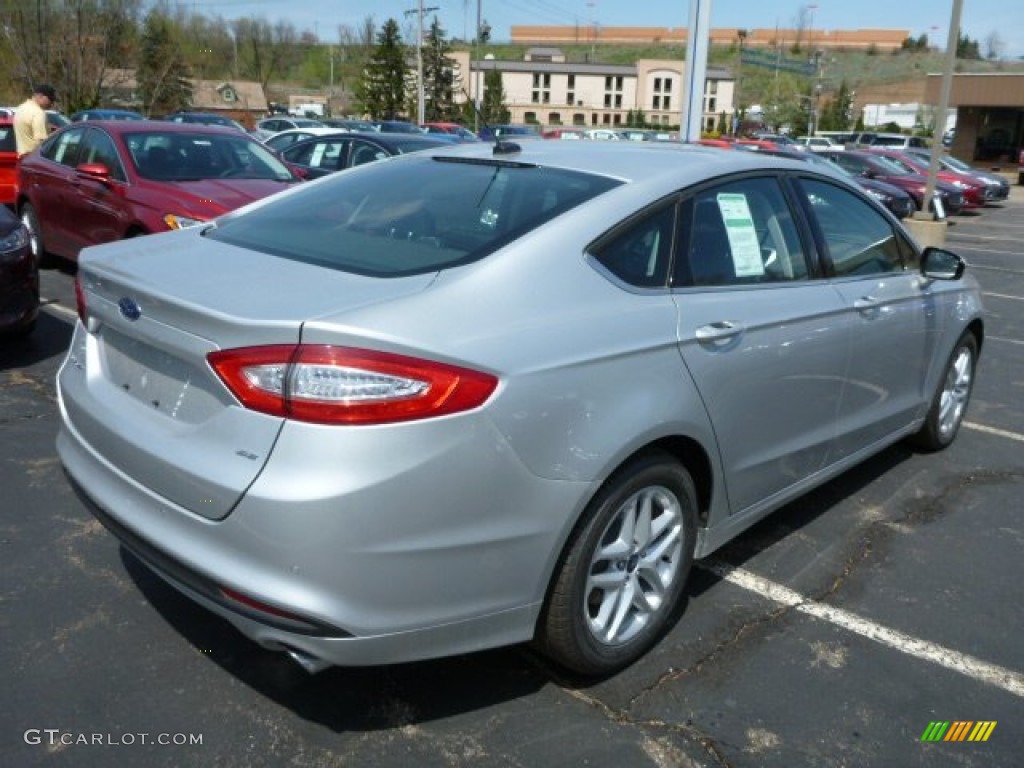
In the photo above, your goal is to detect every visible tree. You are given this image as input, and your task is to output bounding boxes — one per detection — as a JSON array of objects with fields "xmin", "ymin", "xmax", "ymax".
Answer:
[
  {"xmin": 984, "ymin": 31, "xmax": 1004, "ymax": 60},
  {"xmin": 357, "ymin": 18, "xmax": 411, "ymax": 119},
  {"xmin": 901, "ymin": 33, "xmax": 929, "ymax": 52},
  {"xmin": 0, "ymin": 0, "xmax": 142, "ymax": 113},
  {"xmin": 480, "ymin": 68, "xmax": 509, "ymax": 125},
  {"xmin": 137, "ymin": 9, "xmax": 193, "ymax": 116},
  {"xmin": 956, "ymin": 32, "xmax": 981, "ymax": 60},
  {"xmin": 818, "ymin": 80, "xmax": 853, "ymax": 131},
  {"xmin": 231, "ymin": 17, "xmax": 304, "ymax": 101},
  {"xmin": 422, "ymin": 17, "xmax": 459, "ymax": 121}
]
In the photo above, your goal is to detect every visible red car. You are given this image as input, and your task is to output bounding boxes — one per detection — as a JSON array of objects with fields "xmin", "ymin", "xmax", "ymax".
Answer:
[
  {"xmin": 0, "ymin": 116, "xmax": 18, "ymax": 206},
  {"xmin": 863, "ymin": 148, "xmax": 989, "ymax": 209},
  {"xmin": 17, "ymin": 120, "xmax": 301, "ymax": 265}
]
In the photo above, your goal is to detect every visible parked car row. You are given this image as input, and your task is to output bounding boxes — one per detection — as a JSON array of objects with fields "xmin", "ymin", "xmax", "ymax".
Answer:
[{"xmin": 703, "ymin": 135, "xmax": 1010, "ymax": 220}]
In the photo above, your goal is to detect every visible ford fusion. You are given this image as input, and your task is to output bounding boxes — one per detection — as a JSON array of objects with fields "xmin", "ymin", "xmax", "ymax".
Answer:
[{"xmin": 57, "ymin": 141, "xmax": 983, "ymax": 675}]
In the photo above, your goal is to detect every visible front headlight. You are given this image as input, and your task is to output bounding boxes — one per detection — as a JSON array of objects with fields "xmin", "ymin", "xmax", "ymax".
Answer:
[
  {"xmin": 866, "ymin": 189, "xmax": 892, "ymax": 203},
  {"xmin": 951, "ymin": 180, "xmax": 970, "ymax": 189},
  {"xmin": 0, "ymin": 225, "xmax": 29, "ymax": 255},
  {"xmin": 163, "ymin": 214, "xmax": 206, "ymax": 230}
]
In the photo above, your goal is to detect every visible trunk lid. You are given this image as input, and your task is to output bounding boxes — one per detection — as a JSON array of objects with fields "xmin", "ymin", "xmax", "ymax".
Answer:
[{"xmin": 60, "ymin": 227, "xmax": 436, "ymax": 519}]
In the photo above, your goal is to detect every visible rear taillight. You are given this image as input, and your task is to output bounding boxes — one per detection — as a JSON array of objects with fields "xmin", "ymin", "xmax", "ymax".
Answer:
[
  {"xmin": 74, "ymin": 274, "xmax": 87, "ymax": 324},
  {"xmin": 208, "ymin": 345, "xmax": 498, "ymax": 425}
]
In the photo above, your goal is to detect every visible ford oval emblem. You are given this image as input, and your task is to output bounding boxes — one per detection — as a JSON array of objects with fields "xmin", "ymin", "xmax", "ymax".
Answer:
[{"xmin": 118, "ymin": 297, "xmax": 142, "ymax": 321}]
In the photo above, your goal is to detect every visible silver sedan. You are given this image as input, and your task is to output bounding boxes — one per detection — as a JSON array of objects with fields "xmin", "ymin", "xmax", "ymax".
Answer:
[{"xmin": 57, "ymin": 140, "xmax": 983, "ymax": 676}]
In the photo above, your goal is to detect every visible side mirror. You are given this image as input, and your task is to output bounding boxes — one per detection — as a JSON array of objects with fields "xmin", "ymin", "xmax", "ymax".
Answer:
[
  {"xmin": 920, "ymin": 247, "xmax": 966, "ymax": 280},
  {"xmin": 76, "ymin": 163, "xmax": 112, "ymax": 182}
]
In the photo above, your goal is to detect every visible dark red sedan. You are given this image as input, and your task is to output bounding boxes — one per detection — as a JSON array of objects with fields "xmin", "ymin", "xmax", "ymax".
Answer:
[
  {"xmin": 17, "ymin": 120, "xmax": 301, "ymax": 265},
  {"xmin": 862, "ymin": 147, "xmax": 989, "ymax": 209}
]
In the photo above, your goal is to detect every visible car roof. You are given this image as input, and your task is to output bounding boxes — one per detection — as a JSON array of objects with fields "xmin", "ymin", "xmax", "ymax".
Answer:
[
  {"xmin": 394, "ymin": 140, "xmax": 820, "ymax": 190},
  {"xmin": 57, "ymin": 119, "xmax": 250, "ymax": 137}
]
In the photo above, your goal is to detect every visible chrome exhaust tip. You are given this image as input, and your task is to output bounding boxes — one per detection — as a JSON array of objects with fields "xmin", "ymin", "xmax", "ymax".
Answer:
[{"xmin": 285, "ymin": 646, "xmax": 333, "ymax": 675}]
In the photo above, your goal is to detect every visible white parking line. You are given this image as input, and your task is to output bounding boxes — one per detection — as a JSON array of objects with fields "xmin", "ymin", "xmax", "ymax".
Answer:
[
  {"xmin": 966, "ymin": 259, "xmax": 1024, "ymax": 268},
  {"xmin": 988, "ymin": 335, "xmax": 1024, "ymax": 346},
  {"xmin": 40, "ymin": 300, "xmax": 77, "ymax": 321},
  {"xmin": 702, "ymin": 561, "xmax": 1024, "ymax": 698},
  {"xmin": 983, "ymin": 292, "xmax": 1024, "ymax": 301},
  {"xmin": 965, "ymin": 422, "xmax": 1024, "ymax": 443}
]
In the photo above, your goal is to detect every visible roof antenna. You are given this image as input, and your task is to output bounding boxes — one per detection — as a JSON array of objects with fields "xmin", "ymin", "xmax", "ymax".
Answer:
[{"xmin": 461, "ymin": 85, "xmax": 520, "ymax": 156}]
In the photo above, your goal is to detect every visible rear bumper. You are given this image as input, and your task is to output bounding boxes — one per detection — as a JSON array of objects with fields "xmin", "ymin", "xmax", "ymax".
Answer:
[{"xmin": 56, "ymin": 381, "xmax": 585, "ymax": 668}]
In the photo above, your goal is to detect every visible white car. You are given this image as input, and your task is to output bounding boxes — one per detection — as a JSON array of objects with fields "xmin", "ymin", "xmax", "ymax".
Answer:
[
  {"xmin": 584, "ymin": 129, "xmax": 626, "ymax": 141},
  {"xmin": 798, "ymin": 136, "xmax": 842, "ymax": 152}
]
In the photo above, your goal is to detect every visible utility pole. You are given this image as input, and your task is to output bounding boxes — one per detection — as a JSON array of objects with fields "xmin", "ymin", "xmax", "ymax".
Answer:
[
  {"xmin": 405, "ymin": 1, "xmax": 439, "ymax": 124},
  {"xmin": 682, "ymin": 0, "xmax": 711, "ymax": 142}
]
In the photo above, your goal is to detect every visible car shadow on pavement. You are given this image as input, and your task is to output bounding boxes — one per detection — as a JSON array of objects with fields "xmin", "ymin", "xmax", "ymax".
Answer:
[
  {"xmin": 689, "ymin": 443, "xmax": 915, "ymax": 592},
  {"xmin": 116, "ymin": 443, "xmax": 921, "ymax": 720},
  {"xmin": 0, "ymin": 311, "xmax": 73, "ymax": 371},
  {"xmin": 120, "ymin": 548, "xmax": 550, "ymax": 731}
]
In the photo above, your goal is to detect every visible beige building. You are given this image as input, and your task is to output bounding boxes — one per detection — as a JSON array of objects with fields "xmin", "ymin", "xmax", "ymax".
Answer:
[{"xmin": 449, "ymin": 49, "xmax": 735, "ymax": 132}]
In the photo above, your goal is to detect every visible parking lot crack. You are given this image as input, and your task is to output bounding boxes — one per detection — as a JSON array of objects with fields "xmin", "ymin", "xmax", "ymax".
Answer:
[{"xmin": 811, "ymin": 469, "xmax": 1024, "ymax": 603}]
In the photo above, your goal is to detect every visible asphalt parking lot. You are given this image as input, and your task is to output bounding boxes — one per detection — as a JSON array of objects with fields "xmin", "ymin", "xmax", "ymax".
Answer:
[{"xmin": 2, "ymin": 188, "xmax": 1022, "ymax": 767}]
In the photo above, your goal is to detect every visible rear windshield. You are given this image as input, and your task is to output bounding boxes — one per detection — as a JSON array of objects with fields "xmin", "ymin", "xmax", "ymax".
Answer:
[{"xmin": 205, "ymin": 155, "xmax": 622, "ymax": 276}]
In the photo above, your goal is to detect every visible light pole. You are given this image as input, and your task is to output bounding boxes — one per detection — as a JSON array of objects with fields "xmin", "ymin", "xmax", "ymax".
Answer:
[
  {"xmin": 807, "ymin": 3, "xmax": 818, "ymax": 52},
  {"xmin": 405, "ymin": 0, "xmax": 438, "ymax": 124},
  {"xmin": 734, "ymin": 28, "xmax": 747, "ymax": 136}
]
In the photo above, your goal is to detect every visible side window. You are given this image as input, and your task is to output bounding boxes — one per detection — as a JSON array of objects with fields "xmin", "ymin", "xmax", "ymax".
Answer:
[
  {"xmin": 673, "ymin": 176, "xmax": 809, "ymax": 287},
  {"xmin": 591, "ymin": 204, "xmax": 675, "ymax": 288},
  {"xmin": 799, "ymin": 178, "xmax": 905, "ymax": 276},
  {"xmin": 43, "ymin": 128, "xmax": 85, "ymax": 167},
  {"xmin": 80, "ymin": 130, "xmax": 126, "ymax": 181},
  {"xmin": 830, "ymin": 153, "xmax": 864, "ymax": 175},
  {"xmin": 350, "ymin": 140, "xmax": 388, "ymax": 167}
]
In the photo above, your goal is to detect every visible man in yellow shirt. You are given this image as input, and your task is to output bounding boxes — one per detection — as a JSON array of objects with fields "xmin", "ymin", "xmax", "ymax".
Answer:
[{"xmin": 14, "ymin": 84, "xmax": 57, "ymax": 156}]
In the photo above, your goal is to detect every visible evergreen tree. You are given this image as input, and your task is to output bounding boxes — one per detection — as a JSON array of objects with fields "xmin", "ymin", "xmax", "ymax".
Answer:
[
  {"xmin": 819, "ymin": 80, "xmax": 853, "ymax": 131},
  {"xmin": 956, "ymin": 33, "xmax": 981, "ymax": 60},
  {"xmin": 422, "ymin": 17, "xmax": 459, "ymax": 121},
  {"xmin": 137, "ymin": 10, "xmax": 193, "ymax": 117},
  {"xmin": 481, "ymin": 68, "xmax": 509, "ymax": 125},
  {"xmin": 357, "ymin": 19, "xmax": 411, "ymax": 119}
]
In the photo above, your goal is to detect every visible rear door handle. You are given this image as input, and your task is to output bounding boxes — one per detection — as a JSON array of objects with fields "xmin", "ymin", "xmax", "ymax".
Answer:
[{"xmin": 696, "ymin": 321, "xmax": 744, "ymax": 342}]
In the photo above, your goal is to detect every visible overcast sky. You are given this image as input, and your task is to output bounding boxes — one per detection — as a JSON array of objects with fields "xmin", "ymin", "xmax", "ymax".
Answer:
[{"xmin": 190, "ymin": 0, "xmax": 1023, "ymax": 58}]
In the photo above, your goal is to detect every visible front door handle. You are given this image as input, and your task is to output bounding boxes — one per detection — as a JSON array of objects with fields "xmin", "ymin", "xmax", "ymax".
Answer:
[
  {"xmin": 696, "ymin": 321, "xmax": 744, "ymax": 342},
  {"xmin": 853, "ymin": 296, "xmax": 882, "ymax": 312}
]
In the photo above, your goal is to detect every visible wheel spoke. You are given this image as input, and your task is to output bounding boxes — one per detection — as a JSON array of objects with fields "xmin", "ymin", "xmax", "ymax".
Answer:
[{"xmin": 604, "ymin": 578, "xmax": 637, "ymax": 641}]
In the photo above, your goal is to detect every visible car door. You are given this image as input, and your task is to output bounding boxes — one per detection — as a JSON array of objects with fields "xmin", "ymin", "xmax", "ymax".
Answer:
[
  {"xmin": 281, "ymin": 137, "xmax": 349, "ymax": 178},
  {"xmin": 345, "ymin": 138, "xmax": 392, "ymax": 169},
  {"xmin": 64, "ymin": 126, "xmax": 129, "ymax": 254},
  {"xmin": 794, "ymin": 176, "xmax": 934, "ymax": 459},
  {"xmin": 25, "ymin": 126, "xmax": 87, "ymax": 258},
  {"xmin": 672, "ymin": 176, "xmax": 851, "ymax": 514}
]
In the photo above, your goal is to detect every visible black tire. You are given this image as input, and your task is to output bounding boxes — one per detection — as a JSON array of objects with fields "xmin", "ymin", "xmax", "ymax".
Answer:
[
  {"xmin": 20, "ymin": 203, "xmax": 54, "ymax": 269},
  {"xmin": 908, "ymin": 332, "xmax": 978, "ymax": 452},
  {"xmin": 536, "ymin": 451, "xmax": 697, "ymax": 675}
]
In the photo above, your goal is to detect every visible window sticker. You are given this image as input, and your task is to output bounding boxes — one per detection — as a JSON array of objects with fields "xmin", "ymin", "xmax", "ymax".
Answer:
[{"xmin": 716, "ymin": 193, "xmax": 764, "ymax": 277}]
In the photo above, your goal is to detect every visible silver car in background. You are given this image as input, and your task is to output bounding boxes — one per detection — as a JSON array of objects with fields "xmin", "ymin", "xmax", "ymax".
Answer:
[{"xmin": 57, "ymin": 141, "xmax": 983, "ymax": 676}]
